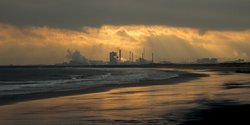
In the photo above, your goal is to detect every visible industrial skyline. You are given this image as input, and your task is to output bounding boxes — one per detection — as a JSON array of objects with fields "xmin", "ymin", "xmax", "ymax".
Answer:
[
  {"xmin": 64, "ymin": 49, "xmax": 247, "ymax": 66},
  {"xmin": 0, "ymin": 0, "xmax": 250, "ymax": 65},
  {"xmin": 1, "ymin": 1, "xmax": 250, "ymax": 125}
]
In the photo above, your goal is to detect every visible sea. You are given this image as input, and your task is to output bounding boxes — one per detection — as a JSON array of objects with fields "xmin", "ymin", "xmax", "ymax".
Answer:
[
  {"xmin": 0, "ymin": 67, "xmax": 178, "ymax": 97},
  {"xmin": 1, "ymin": 67, "xmax": 250, "ymax": 125}
]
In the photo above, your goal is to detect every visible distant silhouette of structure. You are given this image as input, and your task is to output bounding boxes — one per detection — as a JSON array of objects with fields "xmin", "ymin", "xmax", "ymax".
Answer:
[
  {"xmin": 142, "ymin": 47, "xmax": 145, "ymax": 60},
  {"xmin": 133, "ymin": 48, "xmax": 153, "ymax": 64},
  {"xmin": 89, "ymin": 60, "xmax": 107, "ymax": 65},
  {"xmin": 108, "ymin": 49, "xmax": 155, "ymax": 65},
  {"xmin": 132, "ymin": 52, "xmax": 134, "ymax": 62},
  {"xmin": 224, "ymin": 59, "xmax": 245, "ymax": 63},
  {"xmin": 67, "ymin": 50, "xmax": 89, "ymax": 65},
  {"xmin": 128, "ymin": 51, "xmax": 135, "ymax": 64},
  {"xmin": 152, "ymin": 53, "xmax": 154, "ymax": 63},
  {"xmin": 196, "ymin": 58, "xmax": 218, "ymax": 64},
  {"xmin": 119, "ymin": 49, "xmax": 122, "ymax": 62},
  {"xmin": 129, "ymin": 51, "xmax": 132, "ymax": 62},
  {"xmin": 109, "ymin": 51, "xmax": 118, "ymax": 65},
  {"xmin": 136, "ymin": 57, "xmax": 151, "ymax": 64},
  {"xmin": 160, "ymin": 61, "xmax": 172, "ymax": 64}
]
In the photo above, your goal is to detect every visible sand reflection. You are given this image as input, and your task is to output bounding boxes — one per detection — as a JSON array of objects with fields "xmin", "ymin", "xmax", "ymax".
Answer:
[{"xmin": 1, "ymin": 69, "xmax": 250, "ymax": 125}]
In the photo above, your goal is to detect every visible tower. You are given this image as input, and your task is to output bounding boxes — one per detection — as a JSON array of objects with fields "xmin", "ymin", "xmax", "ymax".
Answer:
[
  {"xmin": 142, "ymin": 47, "xmax": 145, "ymax": 60},
  {"xmin": 129, "ymin": 51, "xmax": 131, "ymax": 62},
  {"xmin": 132, "ymin": 52, "xmax": 134, "ymax": 62},
  {"xmin": 119, "ymin": 49, "xmax": 122, "ymax": 62},
  {"xmin": 109, "ymin": 52, "xmax": 118, "ymax": 65},
  {"xmin": 152, "ymin": 53, "xmax": 154, "ymax": 63}
]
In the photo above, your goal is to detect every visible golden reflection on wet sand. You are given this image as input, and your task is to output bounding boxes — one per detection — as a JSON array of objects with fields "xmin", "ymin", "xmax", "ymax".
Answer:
[{"xmin": 1, "ymin": 69, "xmax": 250, "ymax": 125}]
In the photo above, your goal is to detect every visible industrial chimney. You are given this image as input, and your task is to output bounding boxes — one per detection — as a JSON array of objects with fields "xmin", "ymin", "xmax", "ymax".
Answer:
[{"xmin": 119, "ymin": 49, "xmax": 122, "ymax": 62}]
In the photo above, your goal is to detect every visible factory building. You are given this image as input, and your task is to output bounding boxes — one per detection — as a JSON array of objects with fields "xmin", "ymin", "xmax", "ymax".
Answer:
[{"xmin": 109, "ymin": 52, "xmax": 118, "ymax": 65}]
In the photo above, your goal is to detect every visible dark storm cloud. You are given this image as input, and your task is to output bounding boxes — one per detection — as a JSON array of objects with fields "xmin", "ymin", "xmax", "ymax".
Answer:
[{"xmin": 0, "ymin": 0, "xmax": 250, "ymax": 30}]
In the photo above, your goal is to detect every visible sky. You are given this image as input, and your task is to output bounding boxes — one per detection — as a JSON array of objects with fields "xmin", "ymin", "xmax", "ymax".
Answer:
[{"xmin": 0, "ymin": 0, "xmax": 250, "ymax": 64}]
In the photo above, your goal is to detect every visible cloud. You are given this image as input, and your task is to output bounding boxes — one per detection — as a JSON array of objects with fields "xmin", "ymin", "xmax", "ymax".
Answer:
[
  {"xmin": 0, "ymin": 0, "xmax": 249, "ymax": 30},
  {"xmin": 0, "ymin": 23, "xmax": 250, "ymax": 65}
]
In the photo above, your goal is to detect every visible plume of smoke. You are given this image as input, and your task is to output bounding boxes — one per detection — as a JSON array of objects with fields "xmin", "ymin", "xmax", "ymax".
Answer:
[{"xmin": 66, "ymin": 50, "xmax": 89, "ymax": 65}]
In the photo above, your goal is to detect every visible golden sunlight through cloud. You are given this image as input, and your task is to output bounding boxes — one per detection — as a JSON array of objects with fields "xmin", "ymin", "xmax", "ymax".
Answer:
[{"xmin": 0, "ymin": 23, "xmax": 250, "ymax": 64}]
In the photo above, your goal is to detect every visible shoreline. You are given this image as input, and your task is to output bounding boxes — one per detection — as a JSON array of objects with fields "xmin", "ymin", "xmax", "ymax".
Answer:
[{"xmin": 0, "ymin": 71, "xmax": 208, "ymax": 106}]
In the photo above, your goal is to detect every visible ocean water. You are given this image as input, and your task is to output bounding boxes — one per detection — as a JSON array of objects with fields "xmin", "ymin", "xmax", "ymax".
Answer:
[
  {"xmin": 0, "ymin": 68, "xmax": 178, "ymax": 96},
  {"xmin": 1, "ymin": 68, "xmax": 250, "ymax": 125}
]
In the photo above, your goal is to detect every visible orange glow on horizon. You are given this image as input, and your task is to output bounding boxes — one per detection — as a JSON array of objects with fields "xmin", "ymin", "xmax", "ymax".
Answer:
[{"xmin": 0, "ymin": 23, "xmax": 250, "ymax": 64}]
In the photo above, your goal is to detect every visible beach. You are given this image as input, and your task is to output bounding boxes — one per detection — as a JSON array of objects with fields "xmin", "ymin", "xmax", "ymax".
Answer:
[
  {"xmin": 0, "ymin": 69, "xmax": 205, "ymax": 106},
  {"xmin": 0, "ymin": 68, "xmax": 250, "ymax": 125}
]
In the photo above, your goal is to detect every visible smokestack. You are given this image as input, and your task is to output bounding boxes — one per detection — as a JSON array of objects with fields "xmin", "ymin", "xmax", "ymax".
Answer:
[
  {"xmin": 152, "ymin": 53, "xmax": 154, "ymax": 63},
  {"xmin": 129, "ymin": 51, "xmax": 131, "ymax": 62},
  {"xmin": 119, "ymin": 49, "xmax": 121, "ymax": 62},
  {"xmin": 132, "ymin": 52, "xmax": 134, "ymax": 62},
  {"xmin": 144, "ymin": 47, "xmax": 145, "ymax": 56},
  {"xmin": 142, "ymin": 47, "xmax": 145, "ymax": 59}
]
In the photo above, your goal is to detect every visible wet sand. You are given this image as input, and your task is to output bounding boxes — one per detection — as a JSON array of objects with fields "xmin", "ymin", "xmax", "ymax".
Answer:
[
  {"xmin": 0, "ymin": 70, "xmax": 206, "ymax": 106},
  {"xmin": 181, "ymin": 78, "xmax": 250, "ymax": 125},
  {"xmin": 1, "ymin": 69, "xmax": 250, "ymax": 125},
  {"xmin": 182, "ymin": 104, "xmax": 250, "ymax": 125}
]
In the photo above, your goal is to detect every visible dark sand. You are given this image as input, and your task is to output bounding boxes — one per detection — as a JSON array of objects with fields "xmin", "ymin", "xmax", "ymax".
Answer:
[
  {"xmin": 182, "ymin": 103, "xmax": 250, "ymax": 125},
  {"xmin": 181, "ymin": 80, "xmax": 250, "ymax": 125}
]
